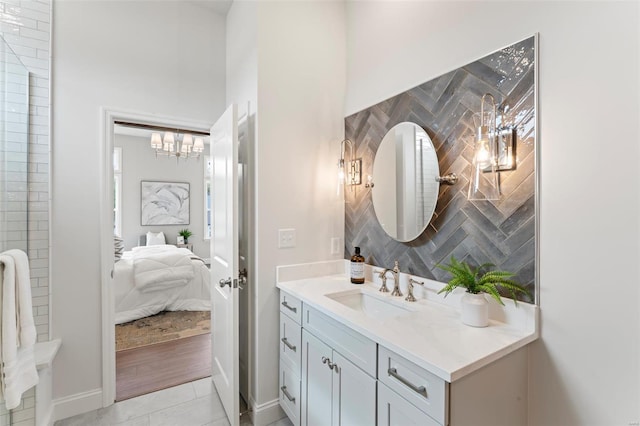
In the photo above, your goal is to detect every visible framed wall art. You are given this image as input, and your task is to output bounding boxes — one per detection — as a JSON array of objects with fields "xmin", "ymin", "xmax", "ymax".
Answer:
[{"xmin": 140, "ymin": 181, "xmax": 190, "ymax": 225}]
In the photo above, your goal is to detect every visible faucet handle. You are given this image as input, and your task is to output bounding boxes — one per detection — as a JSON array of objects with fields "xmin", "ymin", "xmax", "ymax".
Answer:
[
  {"xmin": 409, "ymin": 277, "xmax": 424, "ymax": 287},
  {"xmin": 405, "ymin": 277, "xmax": 423, "ymax": 302},
  {"xmin": 374, "ymin": 269, "xmax": 390, "ymax": 293},
  {"xmin": 393, "ymin": 260, "xmax": 399, "ymax": 273}
]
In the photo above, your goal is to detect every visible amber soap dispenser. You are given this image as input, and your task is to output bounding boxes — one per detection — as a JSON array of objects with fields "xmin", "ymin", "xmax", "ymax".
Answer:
[{"xmin": 350, "ymin": 246, "xmax": 365, "ymax": 284}]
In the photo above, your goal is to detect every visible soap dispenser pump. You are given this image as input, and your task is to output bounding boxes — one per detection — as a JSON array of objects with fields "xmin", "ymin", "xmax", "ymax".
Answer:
[{"xmin": 350, "ymin": 246, "xmax": 365, "ymax": 284}]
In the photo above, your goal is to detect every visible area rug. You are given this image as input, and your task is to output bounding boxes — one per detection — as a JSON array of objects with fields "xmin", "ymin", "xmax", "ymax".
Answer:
[{"xmin": 116, "ymin": 310, "xmax": 210, "ymax": 352}]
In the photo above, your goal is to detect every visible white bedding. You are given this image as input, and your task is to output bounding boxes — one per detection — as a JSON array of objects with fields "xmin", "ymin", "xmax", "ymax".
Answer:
[{"xmin": 114, "ymin": 245, "xmax": 211, "ymax": 324}]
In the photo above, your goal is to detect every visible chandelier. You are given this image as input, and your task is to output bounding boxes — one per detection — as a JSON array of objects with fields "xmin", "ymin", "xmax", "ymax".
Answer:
[{"xmin": 151, "ymin": 131, "xmax": 205, "ymax": 161}]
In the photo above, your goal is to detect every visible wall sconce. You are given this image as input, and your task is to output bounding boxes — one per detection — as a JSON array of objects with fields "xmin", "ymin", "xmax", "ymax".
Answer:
[
  {"xmin": 468, "ymin": 93, "xmax": 516, "ymax": 201},
  {"xmin": 337, "ymin": 139, "xmax": 361, "ymax": 197}
]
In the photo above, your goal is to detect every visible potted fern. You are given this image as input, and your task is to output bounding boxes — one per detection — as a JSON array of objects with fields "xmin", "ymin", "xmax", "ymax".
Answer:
[
  {"xmin": 178, "ymin": 228, "xmax": 193, "ymax": 244},
  {"xmin": 436, "ymin": 256, "xmax": 529, "ymax": 327}
]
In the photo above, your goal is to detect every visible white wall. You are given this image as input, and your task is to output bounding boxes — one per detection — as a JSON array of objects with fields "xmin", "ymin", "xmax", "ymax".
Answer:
[
  {"xmin": 114, "ymin": 134, "xmax": 210, "ymax": 258},
  {"xmin": 51, "ymin": 0, "xmax": 225, "ymax": 406},
  {"xmin": 226, "ymin": 0, "xmax": 346, "ymax": 420},
  {"xmin": 255, "ymin": 0, "xmax": 346, "ymax": 410},
  {"xmin": 346, "ymin": 1, "xmax": 639, "ymax": 424}
]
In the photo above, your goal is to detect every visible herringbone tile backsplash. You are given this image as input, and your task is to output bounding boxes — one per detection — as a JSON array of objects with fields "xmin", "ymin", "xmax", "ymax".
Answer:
[{"xmin": 344, "ymin": 36, "xmax": 536, "ymax": 302}]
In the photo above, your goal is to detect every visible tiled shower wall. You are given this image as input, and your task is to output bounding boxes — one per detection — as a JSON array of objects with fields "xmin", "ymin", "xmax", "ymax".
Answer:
[
  {"xmin": 0, "ymin": 1, "xmax": 50, "ymax": 425},
  {"xmin": 345, "ymin": 37, "xmax": 536, "ymax": 301}
]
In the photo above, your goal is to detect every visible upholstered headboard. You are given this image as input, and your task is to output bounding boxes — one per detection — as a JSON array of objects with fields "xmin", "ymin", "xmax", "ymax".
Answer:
[{"xmin": 138, "ymin": 235, "xmax": 147, "ymax": 246}]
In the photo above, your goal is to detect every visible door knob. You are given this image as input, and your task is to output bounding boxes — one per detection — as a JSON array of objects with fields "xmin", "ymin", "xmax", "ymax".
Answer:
[{"xmin": 219, "ymin": 277, "xmax": 232, "ymax": 288}]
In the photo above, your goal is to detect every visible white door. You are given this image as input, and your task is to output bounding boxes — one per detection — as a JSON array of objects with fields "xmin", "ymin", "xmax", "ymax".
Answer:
[{"xmin": 211, "ymin": 104, "xmax": 240, "ymax": 426}]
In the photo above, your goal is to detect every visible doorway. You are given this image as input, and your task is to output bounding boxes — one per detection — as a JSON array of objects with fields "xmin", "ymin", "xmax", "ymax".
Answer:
[
  {"xmin": 111, "ymin": 121, "xmax": 213, "ymax": 401},
  {"xmin": 100, "ymin": 109, "xmax": 252, "ymax": 415}
]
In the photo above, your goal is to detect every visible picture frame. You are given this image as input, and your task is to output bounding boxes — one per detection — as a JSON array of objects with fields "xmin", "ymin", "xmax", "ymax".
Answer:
[
  {"xmin": 141, "ymin": 181, "xmax": 190, "ymax": 226},
  {"xmin": 177, "ymin": 236, "xmax": 185, "ymax": 245}
]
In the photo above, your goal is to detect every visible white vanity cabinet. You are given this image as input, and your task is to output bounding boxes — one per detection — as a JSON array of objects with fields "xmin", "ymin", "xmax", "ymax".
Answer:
[
  {"xmin": 278, "ymin": 284, "xmax": 531, "ymax": 426},
  {"xmin": 301, "ymin": 330, "xmax": 376, "ymax": 426}
]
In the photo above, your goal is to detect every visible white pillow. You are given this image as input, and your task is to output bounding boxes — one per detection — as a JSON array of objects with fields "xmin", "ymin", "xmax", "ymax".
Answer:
[{"xmin": 146, "ymin": 231, "xmax": 166, "ymax": 246}]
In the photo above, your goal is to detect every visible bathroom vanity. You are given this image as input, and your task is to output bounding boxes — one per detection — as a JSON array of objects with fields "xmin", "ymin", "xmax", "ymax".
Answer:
[{"xmin": 276, "ymin": 260, "xmax": 538, "ymax": 426}]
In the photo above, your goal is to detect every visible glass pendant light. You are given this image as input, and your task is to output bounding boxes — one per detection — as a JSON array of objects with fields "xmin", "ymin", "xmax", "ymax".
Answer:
[{"xmin": 468, "ymin": 94, "xmax": 500, "ymax": 201}]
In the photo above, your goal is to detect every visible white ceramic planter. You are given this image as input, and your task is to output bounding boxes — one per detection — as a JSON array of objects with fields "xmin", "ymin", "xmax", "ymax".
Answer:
[{"xmin": 461, "ymin": 293, "xmax": 489, "ymax": 327}]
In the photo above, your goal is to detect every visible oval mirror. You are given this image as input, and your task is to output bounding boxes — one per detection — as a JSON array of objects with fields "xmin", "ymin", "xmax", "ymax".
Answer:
[{"xmin": 371, "ymin": 122, "xmax": 440, "ymax": 242}]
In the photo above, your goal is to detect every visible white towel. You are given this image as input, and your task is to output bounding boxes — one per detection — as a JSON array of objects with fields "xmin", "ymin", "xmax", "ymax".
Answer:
[{"xmin": 0, "ymin": 250, "xmax": 39, "ymax": 410}]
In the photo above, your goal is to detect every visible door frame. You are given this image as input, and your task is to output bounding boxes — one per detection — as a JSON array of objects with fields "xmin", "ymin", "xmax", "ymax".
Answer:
[{"xmin": 99, "ymin": 107, "xmax": 213, "ymax": 406}]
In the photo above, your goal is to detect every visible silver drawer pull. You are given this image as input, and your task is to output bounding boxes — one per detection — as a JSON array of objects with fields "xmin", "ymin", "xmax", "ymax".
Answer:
[
  {"xmin": 281, "ymin": 337, "xmax": 296, "ymax": 352},
  {"xmin": 281, "ymin": 385, "xmax": 295, "ymax": 403},
  {"xmin": 388, "ymin": 368, "xmax": 427, "ymax": 397},
  {"xmin": 281, "ymin": 301, "xmax": 297, "ymax": 313}
]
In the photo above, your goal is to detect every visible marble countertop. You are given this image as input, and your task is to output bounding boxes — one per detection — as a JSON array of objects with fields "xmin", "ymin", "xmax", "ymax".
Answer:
[{"xmin": 276, "ymin": 261, "xmax": 538, "ymax": 382}]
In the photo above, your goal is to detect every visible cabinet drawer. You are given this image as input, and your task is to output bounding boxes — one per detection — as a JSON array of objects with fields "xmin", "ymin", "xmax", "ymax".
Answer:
[
  {"xmin": 280, "ymin": 313, "xmax": 302, "ymax": 370},
  {"xmin": 280, "ymin": 361, "xmax": 301, "ymax": 426},
  {"xmin": 378, "ymin": 382, "xmax": 440, "ymax": 426},
  {"xmin": 378, "ymin": 345, "xmax": 448, "ymax": 425},
  {"xmin": 302, "ymin": 305, "xmax": 377, "ymax": 377},
  {"xmin": 280, "ymin": 291, "xmax": 302, "ymax": 324}
]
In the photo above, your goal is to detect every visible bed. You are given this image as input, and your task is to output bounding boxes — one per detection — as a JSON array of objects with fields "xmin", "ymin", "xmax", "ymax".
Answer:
[{"xmin": 113, "ymin": 244, "xmax": 211, "ymax": 324}]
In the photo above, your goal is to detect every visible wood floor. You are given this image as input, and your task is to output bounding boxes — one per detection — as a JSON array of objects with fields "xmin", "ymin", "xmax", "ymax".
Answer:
[{"xmin": 116, "ymin": 333, "xmax": 211, "ymax": 401}]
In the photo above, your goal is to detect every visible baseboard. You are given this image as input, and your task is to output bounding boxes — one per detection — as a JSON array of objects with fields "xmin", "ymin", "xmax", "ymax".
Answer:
[
  {"xmin": 249, "ymin": 396, "xmax": 285, "ymax": 426},
  {"xmin": 52, "ymin": 388, "xmax": 102, "ymax": 422}
]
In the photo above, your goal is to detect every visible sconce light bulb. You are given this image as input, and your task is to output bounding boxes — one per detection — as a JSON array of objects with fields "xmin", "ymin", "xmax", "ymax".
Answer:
[{"xmin": 477, "ymin": 145, "xmax": 489, "ymax": 163}]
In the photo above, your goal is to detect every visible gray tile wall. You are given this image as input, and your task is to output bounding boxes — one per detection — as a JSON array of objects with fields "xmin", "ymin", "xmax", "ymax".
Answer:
[{"xmin": 345, "ymin": 37, "xmax": 536, "ymax": 301}]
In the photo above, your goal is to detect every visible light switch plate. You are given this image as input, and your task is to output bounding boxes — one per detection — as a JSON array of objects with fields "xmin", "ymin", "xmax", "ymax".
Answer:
[
  {"xmin": 278, "ymin": 228, "xmax": 296, "ymax": 248},
  {"xmin": 330, "ymin": 237, "xmax": 341, "ymax": 255}
]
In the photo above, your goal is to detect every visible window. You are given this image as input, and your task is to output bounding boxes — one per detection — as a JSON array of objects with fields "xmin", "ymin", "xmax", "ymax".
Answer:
[
  {"xmin": 204, "ymin": 155, "xmax": 212, "ymax": 239},
  {"xmin": 114, "ymin": 147, "xmax": 122, "ymax": 236}
]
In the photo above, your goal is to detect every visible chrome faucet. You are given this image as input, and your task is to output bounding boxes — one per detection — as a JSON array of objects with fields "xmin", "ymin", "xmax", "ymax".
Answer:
[
  {"xmin": 375, "ymin": 268, "xmax": 391, "ymax": 293},
  {"xmin": 390, "ymin": 260, "xmax": 402, "ymax": 297}
]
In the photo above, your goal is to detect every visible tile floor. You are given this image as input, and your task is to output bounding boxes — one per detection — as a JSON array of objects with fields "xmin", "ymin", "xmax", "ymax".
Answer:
[{"xmin": 54, "ymin": 378, "xmax": 293, "ymax": 426}]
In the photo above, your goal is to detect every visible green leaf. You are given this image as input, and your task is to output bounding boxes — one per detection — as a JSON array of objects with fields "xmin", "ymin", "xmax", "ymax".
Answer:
[{"xmin": 435, "ymin": 256, "xmax": 528, "ymax": 305}]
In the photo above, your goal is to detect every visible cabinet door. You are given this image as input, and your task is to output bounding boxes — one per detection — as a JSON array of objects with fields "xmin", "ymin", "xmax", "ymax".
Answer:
[
  {"xmin": 378, "ymin": 382, "xmax": 440, "ymax": 426},
  {"xmin": 301, "ymin": 330, "xmax": 333, "ymax": 426},
  {"xmin": 331, "ymin": 351, "xmax": 376, "ymax": 426}
]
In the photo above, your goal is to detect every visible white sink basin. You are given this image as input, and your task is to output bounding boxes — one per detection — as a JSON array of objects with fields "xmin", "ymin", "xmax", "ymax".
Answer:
[{"xmin": 325, "ymin": 289, "xmax": 412, "ymax": 319}]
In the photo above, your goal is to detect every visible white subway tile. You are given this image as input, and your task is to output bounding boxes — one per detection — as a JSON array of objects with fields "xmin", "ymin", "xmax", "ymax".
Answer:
[
  {"xmin": 0, "ymin": 21, "xmax": 21, "ymax": 34},
  {"xmin": 22, "ymin": 396, "xmax": 35, "ymax": 409},
  {"xmin": 34, "ymin": 315, "xmax": 47, "ymax": 325},
  {"xmin": 31, "ymin": 295, "xmax": 47, "ymax": 307},
  {"xmin": 19, "ymin": 26, "xmax": 47, "ymax": 41},
  {"xmin": 28, "ymin": 153, "xmax": 48, "ymax": 164},
  {"xmin": 2, "ymin": 31, "xmax": 47, "ymax": 50},
  {"xmin": 21, "ymin": 55, "xmax": 47, "ymax": 70},
  {"xmin": 28, "ymin": 94, "xmax": 46, "ymax": 107},
  {"xmin": 29, "ymin": 85, "xmax": 46, "ymax": 98},
  {"xmin": 19, "ymin": 0, "xmax": 49, "ymax": 15},
  {"xmin": 33, "ymin": 76, "xmax": 48, "ymax": 88},
  {"xmin": 28, "ymin": 230, "xmax": 47, "ymax": 241}
]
